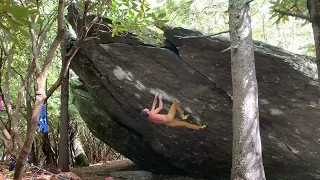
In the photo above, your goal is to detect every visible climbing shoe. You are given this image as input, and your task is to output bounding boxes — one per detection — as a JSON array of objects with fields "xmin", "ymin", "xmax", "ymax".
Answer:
[{"xmin": 182, "ymin": 114, "xmax": 189, "ymax": 120}]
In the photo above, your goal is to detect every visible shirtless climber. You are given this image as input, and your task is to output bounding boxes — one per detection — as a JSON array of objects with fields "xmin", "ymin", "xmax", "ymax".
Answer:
[{"xmin": 141, "ymin": 93, "xmax": 206, "ymax": 130}]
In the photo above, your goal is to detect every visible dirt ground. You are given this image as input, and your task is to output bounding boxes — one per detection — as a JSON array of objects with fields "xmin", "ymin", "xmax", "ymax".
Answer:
[
  {"xmin": 0, "ymin": 160, "xmax": 203, "ymax": 180},
  {"xmin": 71, "ymin": 159, "xmax": 138, "ymax": 180}
]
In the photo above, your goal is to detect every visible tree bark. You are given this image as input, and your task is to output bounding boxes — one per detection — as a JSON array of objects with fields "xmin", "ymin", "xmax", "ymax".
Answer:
[
  {"xmin": 30, "ymin": 142, "xmax": 37, "ymax": 165},
  {"xmin": 2, "ymin": 40, "xmax": 25, "ymax": 151},
  {"xmin": 59, "ymin": 68, "xmax": 70, "ymax": 172},
  {"xmin": 14, "ymin": 94, "xmax": 46, "ymax": 180},
  {"xmin": 72, "ymin": 136, "xmax": 89, "ymax": 167},
  {"xmin": 70, "ymin": 124, "xmax": 89, "ymax": 167},
  {"xmin": 26, "ymin": 57, "xmax": 34, "ymax": 165},
  {"xmin": 307, "ymin": 0, "xmax": 320, "ymax": 104},
  {"xmin": 42, "ymin": 132, "xmax": 56, "ymax": 167},
  {"xmin": 228, "ymin": 1, "xmax": 266, "ymax": 180}
]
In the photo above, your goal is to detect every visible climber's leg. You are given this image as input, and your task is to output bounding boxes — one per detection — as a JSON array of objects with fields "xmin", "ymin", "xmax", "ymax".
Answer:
[
  {"xmin": 175, "ymin": 102, "xmax": 188, "ymax": 120},
  {"xmin": 165, "ymin": 120, "xmax": 206, "ymax": 130},
  {"xmin": 165, "ymin": 100, "xmax": 188, "ymax": 122},
  {"xmin": 164, "ymin": 101, "xmax": 178, "ymax": 122}
]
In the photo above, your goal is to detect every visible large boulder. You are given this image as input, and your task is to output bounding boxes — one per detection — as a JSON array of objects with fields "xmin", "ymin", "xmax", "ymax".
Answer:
[{"xmin": 67, "ymin": 4, "xmax": 320, "ymax": 180}]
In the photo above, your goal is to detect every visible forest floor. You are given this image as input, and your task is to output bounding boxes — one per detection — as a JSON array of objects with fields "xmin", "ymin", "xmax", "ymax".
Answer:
[{"xmin": 0, "ymin": 159, "xmax": 203, "ymax": 180}]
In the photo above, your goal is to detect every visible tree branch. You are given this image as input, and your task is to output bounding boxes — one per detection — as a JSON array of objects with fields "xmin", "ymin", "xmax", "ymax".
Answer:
[
  {"xmin": 11, "ymin": 67, "xmax": 35, "ymax": 103},
  {"xmin": 273, "ymin": 9, "xmax": 314, "ymax": 22},
  {"xmin": 15, "ymin": 63, "xmax": 35, "ymax": 115},
  {"xmin": 39, "ymin": 11, "xmax": 58, "ymax": 38},
  {"xmin": 2, "ymin": 40, "xmax": 27, "ymax": 150},
  {"xmin": 1, "ymin": 40, "xmax": 14, "ymax": 124},
  {"xmin": 245, "ymin": 0, "xmax": 254, "ymax": 4},
  {"xmin": 38, "ymin": 0, "xmax": 66, "ymax": 88},
  {"xmin": 30, "ymin": 15, "xmax": 40, "ymax": 75},
  {"xmin": 46, "ymin": 1, "xmax": 99, "ymax": 99}
]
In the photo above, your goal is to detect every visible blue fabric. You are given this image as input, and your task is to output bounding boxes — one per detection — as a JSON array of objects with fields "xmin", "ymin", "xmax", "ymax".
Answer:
[{"xmin": 38, "ymin": 104, "xmax": 48, "ymax": 133}]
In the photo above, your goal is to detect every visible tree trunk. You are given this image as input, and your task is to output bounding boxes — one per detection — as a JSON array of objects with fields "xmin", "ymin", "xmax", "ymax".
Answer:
[
  {"xmin": 307, "ymin": 0, "xmax": 320, "ymax": 104},
  {"xmin": 59, "ymin": 68, "xmax": 70, "ymax": 172},
  {"xmin": 228, "ymin": 1, "xmax": 266, "ymax": 180},
  {"xmin": 42, "ymin": 132, "xmax": 56, "ymax": 167},
  {"xmin": 55, "ymin": 124, "xmax": 59, "ymax": 162},
  {"xmin": 69, "ymin": 121, "xmax": 89, "ymax": 167},
  {"xmin": 13, "ymin": 93, "xmax": 46, "ymax": 180},
  {"xmin": 26, "ymin": 67, "xmax": 35, "ymax": 165},
  {"xmin": 26, "ymin": 67, "xmax": 32, "ymax": 127},
  {"xmin": 30, "ymin": 142, "xmax": 37, "ymax": 165},
  {"xmin": 72, "ymin": 136, "xmax": 89, "ymax": 167}
]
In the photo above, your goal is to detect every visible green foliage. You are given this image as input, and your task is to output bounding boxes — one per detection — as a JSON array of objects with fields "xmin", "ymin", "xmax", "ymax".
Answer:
[
  {"xmin": 106, "ymin": 0, "xmax": 168, "ymax": 43},
  {"xmin": 74, "ymin": 0, "xmax": 168, "ymax": 43},
  {"xmin": 270, "ymin": 0, "xmax": 308, "ymax": 24},
  {"xmin": 151, "ymin": 0, "xmax": 314, "ymax": 56},
  {"xmin": 268, "ymin": 0, "xmax": 315, "ymax": 55},
  {"xmin": 152, "ymin": 0, "xmax": 193, "ymax": 27},
  {"xmin": 107, "ymin": 0, "xmax": 166, "ymax": 36},
  {"xmin": 0, "ymin": 1, "xmax": 37, "ymax": 43}
]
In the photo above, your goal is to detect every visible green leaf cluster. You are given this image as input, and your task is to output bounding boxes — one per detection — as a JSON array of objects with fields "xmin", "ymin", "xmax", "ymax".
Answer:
[
  {"xmin": 0, "ymin": 0, "xmax": 37, "ymax": 42},
  {"xmin": 270, "ymin": 0, "xmax": 308, "ymax": 24},
  {"xmin": 106, "ymin": 0, "xmax": 168, "ymax": 43}
]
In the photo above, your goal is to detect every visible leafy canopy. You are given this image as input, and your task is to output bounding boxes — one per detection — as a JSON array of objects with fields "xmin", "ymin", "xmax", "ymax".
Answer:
[
  {"xmin": 0, "ymin": 0, "xmax": 37, "ymax": 43},
  {"xmin": 270, "ymin": 0, "xmax": 309, "ymax": 24}
]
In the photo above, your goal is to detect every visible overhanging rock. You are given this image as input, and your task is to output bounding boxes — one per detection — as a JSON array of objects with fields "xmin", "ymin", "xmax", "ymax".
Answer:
[{"xmin": 67, "ymin": 4, "xmax": 320, "ymax": 180}]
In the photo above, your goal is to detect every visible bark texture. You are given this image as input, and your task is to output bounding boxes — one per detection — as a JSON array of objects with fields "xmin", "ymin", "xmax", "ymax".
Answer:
[
  {"xmin": 228, "ymin": 1, "xmax": 266, "ymax": 180},
  {"xmin": 42, "ymin": 132, "xmax": 56, "ymax": 167},
  {"xmin": 59, "ymin": 69, "xmax": 70, "ymax": 172},
  {"xmin": 307, "ymin": 0, "xmax": 320, "ymax": 102},
  {"xmin": 72, "ymin": 137, "xmax": 89, "ymax": 167}
]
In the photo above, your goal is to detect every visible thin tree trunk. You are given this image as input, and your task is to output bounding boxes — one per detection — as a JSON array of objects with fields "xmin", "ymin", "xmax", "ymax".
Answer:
[
  {"xmin": 69, "ymin": 121, "xmax": 89, "ymax": 167},
  {"xmin": 59, "ymin": 68, "xmax": 70, "ymax": 172},
  {"xmin": 228, "ymin": 1, "xmax": 266, "ymax": 180},
  {"xmin": 30, "ymin": 142, "xmax": 37, "ymax": 165},
  {"xmin": 26, "ymin": 57, "xmax": 34, "ymax": 165},
  {"xmin": 55, "ymin": 124, "xmax": 59, "ymax": 161},
  {"xmin": 3, "ymin": 43, "xmax": 24, "ymax": 150},
  {"xmin": 42, "ymin": 132, "xmax": 56, "ymax": 167},
  {"xmin": 26, "ymin": 64, "xmax": 32, "ymax": 125},
  {"xmin": 72, "ymin": 136, "xmax": 89, "ymax": 167},
  {"xmin": 14, "ymin": 94, "xmax": 46, "ymax": 179},
  {"xmin": 35, "ymin": 138, "xmax": 41, "ymax": 166},
  {"xmin": 307, "ymin": 0, "xmax": 320, "ymax": 104}
]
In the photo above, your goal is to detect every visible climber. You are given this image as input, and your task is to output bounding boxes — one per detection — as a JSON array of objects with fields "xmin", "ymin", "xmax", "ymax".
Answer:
[{"xmin": 141, "ymin": 93, "xmax": 206, "ymax": 130}]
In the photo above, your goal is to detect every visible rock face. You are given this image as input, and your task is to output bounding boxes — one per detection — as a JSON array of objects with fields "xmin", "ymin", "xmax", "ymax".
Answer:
[{"xmin": 67, "ymin": 5, "xmax": 320, "ymax": 180}]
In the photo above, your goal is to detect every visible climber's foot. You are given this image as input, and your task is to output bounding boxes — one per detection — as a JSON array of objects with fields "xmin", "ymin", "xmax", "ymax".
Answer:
[
  {"xmin": 200, "ymin": 125, "xmax": 207, "ymax": 129},
  {"xmin": 182, "ymin": 114, "xmax": 189, "ymax": 120}
]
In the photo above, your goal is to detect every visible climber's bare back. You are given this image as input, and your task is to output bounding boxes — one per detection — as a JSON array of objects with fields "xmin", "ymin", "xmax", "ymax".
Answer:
[{"xmin": 148, "ymin": 112, "xmax": 166, "ymax": 124}]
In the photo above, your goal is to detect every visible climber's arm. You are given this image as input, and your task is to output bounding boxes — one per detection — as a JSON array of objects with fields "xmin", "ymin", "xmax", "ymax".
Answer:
[
  {"xmin": 153, "ymin": 94, "xmax": 163, "ymax": 114},
  {"xmin": 151, "ymin": 93, "xmax": 159, "ymax": 111}
]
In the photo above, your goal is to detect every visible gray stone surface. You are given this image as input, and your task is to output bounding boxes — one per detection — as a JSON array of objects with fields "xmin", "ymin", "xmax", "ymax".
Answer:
[
  {"xmin": 110, "ymin": 171, "xmax": 153, "ymax": 180},
  {"xmin": 67, "ymin": 4, "xmax": 320, "ymax": 180}
]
